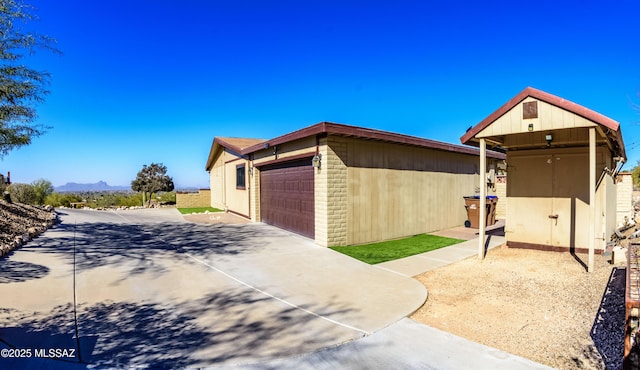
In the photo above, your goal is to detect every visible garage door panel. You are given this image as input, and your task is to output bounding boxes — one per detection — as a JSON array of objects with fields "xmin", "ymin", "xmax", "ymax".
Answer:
[{"xmin": 260, "ymin": 159, "xmax": 314, "ymax": 238}]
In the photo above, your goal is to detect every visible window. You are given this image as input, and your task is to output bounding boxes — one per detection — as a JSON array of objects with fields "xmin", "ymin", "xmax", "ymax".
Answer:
[{"xmin": 236, "ymin": 164, "xmax": 246, "ymax": 189}]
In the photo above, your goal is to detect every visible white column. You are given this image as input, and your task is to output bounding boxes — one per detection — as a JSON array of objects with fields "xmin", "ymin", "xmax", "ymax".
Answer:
[
  {"xmin": 588, "ymin": 127, "xmax": 596, "ymax": 272},
  {"xmin": 479, "ymin": 138, "xmax": 487, "ymax": 259}
]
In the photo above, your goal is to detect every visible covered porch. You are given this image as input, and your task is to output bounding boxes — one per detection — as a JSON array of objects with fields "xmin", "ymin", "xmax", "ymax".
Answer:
[{"xmin": 460, "ymin": 87, "xmax": 626, "ymax": 272}]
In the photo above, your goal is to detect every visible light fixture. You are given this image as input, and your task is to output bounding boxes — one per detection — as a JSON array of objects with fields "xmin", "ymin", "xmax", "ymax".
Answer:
[
  {"xmin": 528, "ymin": 123, "xmax": 534, "ymax": 132},
  {"xmin": 312, "ymin": 154, "xmax": 322, "ymax": 168},
  {"xmin": 545, "ymin": 134, "xmax": 553, "ymax": 147}
]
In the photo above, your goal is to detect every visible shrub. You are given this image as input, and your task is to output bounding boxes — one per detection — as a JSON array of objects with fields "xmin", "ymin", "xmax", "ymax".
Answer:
[
  {"xmin": 32, "ymin": 179, "xmax": 54, "ymax": 205},
  {"xmin": 8, "ymin": 183, "xmax": 37, "ymax": 204},
  {"xmin": 45, "ymin": 192, "xmax": 82, "ymax": 207},
  {"xmin": 158, "ymin": 191, "xmax": 176, "ymax": 204}
]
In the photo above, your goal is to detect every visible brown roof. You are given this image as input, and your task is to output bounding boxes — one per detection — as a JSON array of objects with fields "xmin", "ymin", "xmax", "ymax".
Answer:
[
  {"xmin": 242, "ymin": 122, "xmax": 506, "ymax": 159},
  {"xmin": 205, "ymin": 137, "xmax": 265, "ymax": 170},
  {"xmin": 206, "ymin": 122, "xmax": 506, "ymax": 171},
  {"xmin": 460, "ymin": 87, "xmax": 625, "ymax": 158},
  {"xmin": 215, "ymin": 137, "xmax": 266, "ymax": 153}
]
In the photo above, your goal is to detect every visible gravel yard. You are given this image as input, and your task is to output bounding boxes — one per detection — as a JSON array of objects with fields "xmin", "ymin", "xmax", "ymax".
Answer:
[{"xmin": 410, "ymin": 246, "xmax": 626, "ymax": 369}]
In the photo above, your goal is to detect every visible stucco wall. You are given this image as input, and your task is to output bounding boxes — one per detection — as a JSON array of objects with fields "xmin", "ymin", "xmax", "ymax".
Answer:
[
  {"xmin": 224, "ymin": 158, "xmax": 249, "ymax": 217},
  {"xmin": 208, "ymin": 148, "xmax": 250, "ymax": 215}
]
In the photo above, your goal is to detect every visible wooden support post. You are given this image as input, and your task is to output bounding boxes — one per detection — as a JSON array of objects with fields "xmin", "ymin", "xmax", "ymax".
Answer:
[
  {"xmin": 479, "ymin": 138, "xmax": 487, "ymax": 260},
  {"xmin": 588, "ymin": 127, "xmax": 596, "ymax": 272}
]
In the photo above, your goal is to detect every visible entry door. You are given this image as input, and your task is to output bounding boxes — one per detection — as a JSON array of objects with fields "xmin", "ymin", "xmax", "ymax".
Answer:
[
  {"xmin": 507, "ymin": 151, "xmax": 589, "ymax": 248},
  {"xmin": 550, "ymin": 153, "xmax": 589, "ymax": 248},
  {"xmin": 507, "ymin": 154, "xmax": 553, "ymax": 246}
]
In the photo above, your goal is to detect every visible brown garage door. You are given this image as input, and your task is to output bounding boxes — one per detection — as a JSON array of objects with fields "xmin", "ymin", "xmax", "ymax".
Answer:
[{"xmin": 260, "ymin": 159, "xmax": 314, "ymax": 238}]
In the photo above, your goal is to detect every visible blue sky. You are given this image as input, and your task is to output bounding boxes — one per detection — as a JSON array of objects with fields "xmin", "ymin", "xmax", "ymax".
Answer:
[{"xmin": 3, "ymin": 0, "xmax": 640, "ymax": 188}]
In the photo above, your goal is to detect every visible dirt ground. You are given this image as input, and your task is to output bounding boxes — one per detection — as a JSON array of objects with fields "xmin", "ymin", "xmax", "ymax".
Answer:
[{"xmin": 410, "ymin": 246, "xmax": 626, "ymax": 370}]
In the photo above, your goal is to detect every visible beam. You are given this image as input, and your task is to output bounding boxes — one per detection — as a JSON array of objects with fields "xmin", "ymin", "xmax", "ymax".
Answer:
[
  {"xmin": 479, "ymin": 138, "xmax": 487, "ymax": 260},
  {"xmin": 588, "ymin": 127, "xmax": 596, "ymax": 272}
]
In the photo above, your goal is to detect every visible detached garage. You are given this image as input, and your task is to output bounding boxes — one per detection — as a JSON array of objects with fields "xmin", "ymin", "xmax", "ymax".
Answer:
[{"xmin": 206, "ymin": 122, "xmax": 505, "ymax": 247}]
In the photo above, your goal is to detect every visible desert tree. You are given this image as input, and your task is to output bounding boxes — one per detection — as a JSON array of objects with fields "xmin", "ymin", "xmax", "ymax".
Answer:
[
  {"xmin": 31, "ymin": 177, "xmax": 52, "ymax": 204},
  {"xmin": 0, "ymin": 0, "xmax": 59, "ymax": 158},
  {"xmin": 131, "ymin": 163, "xmax": 174, "ymax": 207}
]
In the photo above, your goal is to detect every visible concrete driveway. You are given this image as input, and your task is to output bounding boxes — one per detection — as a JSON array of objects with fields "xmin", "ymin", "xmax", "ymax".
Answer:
[{"xmin": 0, "ymin": 208, "xmax": 428, "ymax": 368}]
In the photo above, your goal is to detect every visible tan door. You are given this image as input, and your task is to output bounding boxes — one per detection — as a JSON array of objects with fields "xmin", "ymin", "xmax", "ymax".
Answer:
[
  {"xmin": 507, "ymin": 154, "xmax": 553, "ymax": 245},
  {"xmin": 507, "ymin": 150, "xmax": 589, "ymax": 249},
  {"xmin": 550, "ymin": 153, "xmax": 589, "ymax": 248}
]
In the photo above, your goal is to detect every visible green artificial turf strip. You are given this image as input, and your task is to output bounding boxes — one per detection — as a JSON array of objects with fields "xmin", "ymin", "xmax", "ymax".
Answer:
[
  {"xmin": 330, "ymin": 234, "xmax": 465, "ymax": 264},
  {"xmin": 177, "ymin": 207, "xmax": 224, "ymax": 214}
]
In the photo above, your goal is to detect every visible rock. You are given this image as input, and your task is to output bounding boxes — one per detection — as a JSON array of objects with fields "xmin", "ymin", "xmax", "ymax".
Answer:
[{"xmin": 1, "ymin": 202, "xmax": 57, "ymax": 255}]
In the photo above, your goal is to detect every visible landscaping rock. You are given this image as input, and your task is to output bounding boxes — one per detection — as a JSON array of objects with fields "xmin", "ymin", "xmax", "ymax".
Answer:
[{"xmin": 0, "ymin": 201, "xmax": 57, "ymax": 256}]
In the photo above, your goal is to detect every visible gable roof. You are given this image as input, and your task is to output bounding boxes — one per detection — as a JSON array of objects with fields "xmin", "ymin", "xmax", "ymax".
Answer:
[
  {"xmin": 460, "ymin": 87, "xmax": 625, "ymax": 158},
  {"xmin": 205, "ymin": 137, "xmax": 265, "ymax": 171}
]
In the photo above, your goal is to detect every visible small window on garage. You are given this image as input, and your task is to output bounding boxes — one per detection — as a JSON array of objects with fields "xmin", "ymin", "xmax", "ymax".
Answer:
[{"xmin": 236, "ymin": 164, "xmax": 246, "ymax": 189}]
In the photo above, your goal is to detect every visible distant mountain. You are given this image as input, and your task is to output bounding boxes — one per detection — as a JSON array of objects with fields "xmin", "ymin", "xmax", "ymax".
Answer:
[{"xmin": 55, "ymin": 181, "xmax": 130, "ymax": 192}]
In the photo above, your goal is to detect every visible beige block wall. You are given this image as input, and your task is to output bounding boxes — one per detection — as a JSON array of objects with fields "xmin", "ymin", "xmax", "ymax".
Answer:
[
  {"xmin": 249, "ymin": 166, "xmax": 260, "ymax": 222},
  {"xmin": 176, "ymin": 189, "xmax": 211, "ymax": 208},
  {"xmin": 616, "ymin": 173, "xmax": 634, "ymax": 225},
  {"xmin": 314, "ymin": 136, "xmax": 349, "ymax": 246}
]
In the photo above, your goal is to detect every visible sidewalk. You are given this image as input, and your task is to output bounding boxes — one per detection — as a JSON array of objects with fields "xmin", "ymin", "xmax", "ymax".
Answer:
[{"xmin": 376, "ymin": 221, "xmax": 506, "ymax": 276}]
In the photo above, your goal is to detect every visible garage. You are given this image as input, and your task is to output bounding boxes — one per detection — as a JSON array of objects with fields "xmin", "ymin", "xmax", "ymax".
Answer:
[{"xmin": 259, "ymin": 159, "xmax": 315, "ymax": 238}]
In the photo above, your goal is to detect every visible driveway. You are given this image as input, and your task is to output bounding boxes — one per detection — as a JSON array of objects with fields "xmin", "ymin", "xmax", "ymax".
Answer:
[{"xmin": 0, "ymin": 208, "xmax": 427, "ymax": 368}]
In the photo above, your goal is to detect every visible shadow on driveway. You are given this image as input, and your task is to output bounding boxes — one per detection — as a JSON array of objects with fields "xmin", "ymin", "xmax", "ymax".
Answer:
[
  {"xmin": 1, "ymin": 289, "xmax": 366, "ymax": 368},
  {"xmin": 22, "ymin": 219, "xmax": 286, "ymax": 277}
]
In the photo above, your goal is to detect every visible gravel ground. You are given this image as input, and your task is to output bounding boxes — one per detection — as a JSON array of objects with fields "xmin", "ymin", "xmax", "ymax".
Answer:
[{"xmin": 410, "ymin": 246, "xmax": 626, "ymax": 369}]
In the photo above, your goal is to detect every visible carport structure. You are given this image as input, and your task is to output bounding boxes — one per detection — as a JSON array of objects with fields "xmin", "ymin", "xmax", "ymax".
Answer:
[{"xmin": 461, "ymin": 87, "xmax": 626, "ymax": 272}]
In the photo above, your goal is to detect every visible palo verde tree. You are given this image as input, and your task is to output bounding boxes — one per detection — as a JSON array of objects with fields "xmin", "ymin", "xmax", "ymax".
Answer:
[
  {"xmin": 31, "ymin": 177, "xmax": 52, "ymax": 204},
  {"xmin": 0, "ymin": 0, "xmax": 58, "ymax": 158},
  {"xmin": 131, "ymin": 163, "xmax": 174, "ymax": 207}
]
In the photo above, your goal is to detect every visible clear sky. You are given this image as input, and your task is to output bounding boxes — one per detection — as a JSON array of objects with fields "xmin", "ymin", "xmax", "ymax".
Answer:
[{"xmin": 3, "ymin": 0, "xmax": 640, "ymax": 188}]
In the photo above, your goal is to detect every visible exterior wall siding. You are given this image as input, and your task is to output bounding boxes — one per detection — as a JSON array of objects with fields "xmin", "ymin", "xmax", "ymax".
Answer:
[
  {"xmin": 478, "ymin": 97, "xmax": 597, "ymax": 138},
  {"xmin": 176, "ymin": 189, "xmax": 211, "ymax": 208},
  {"xmin": 341, "ymin": 137, "xmax": 488, "ymax": 245}
]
